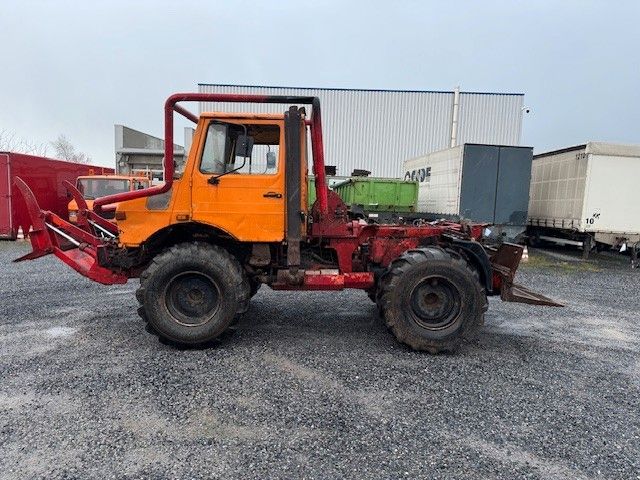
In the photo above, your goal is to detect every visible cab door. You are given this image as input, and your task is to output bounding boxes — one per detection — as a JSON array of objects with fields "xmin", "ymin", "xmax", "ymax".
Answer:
[{"xmin": 190, "ymin": 119, "xmax": 286, "ymax": 242}]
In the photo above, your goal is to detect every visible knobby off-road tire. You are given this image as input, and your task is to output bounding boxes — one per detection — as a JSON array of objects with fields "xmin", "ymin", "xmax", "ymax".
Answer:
[
  {"xmin": 366, "ymin": 288, "xmax": 377, "ymax": 303},
  {"xmin": 249, "ymin": 278, "xmax": 262, "ymax": 298},
  {"xmin": 445, "ymin": 247, "xmax": 489, "ymax": 316},
  {"xmin": 136, "ymin": 242, "xmax": 250, "ymax": 347},
  {"xmin": 376, "ymin": 247, "xmax": 485, "ymax": 353}
]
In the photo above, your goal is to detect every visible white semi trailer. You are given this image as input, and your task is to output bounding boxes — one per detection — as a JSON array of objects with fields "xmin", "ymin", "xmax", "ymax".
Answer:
[
  {"xmin": 403, "ymin": 144, "xmax": 533, "ymax": 242},
  {"xmin": 527, "ymin": 142, "xmax": 640, "ymax": 262}
]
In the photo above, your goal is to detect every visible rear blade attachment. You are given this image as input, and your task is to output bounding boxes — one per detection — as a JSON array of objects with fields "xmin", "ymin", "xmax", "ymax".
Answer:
[
  {"xmin": 12, "ymin": 177, "xmax": 127, "ymax": 285},
  {"xmin": 490, "ymin": 242, "xmax": 563, "ymax": 307}
]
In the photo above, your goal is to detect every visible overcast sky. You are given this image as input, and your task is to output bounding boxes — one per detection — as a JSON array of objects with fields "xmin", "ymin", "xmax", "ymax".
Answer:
[{"xmin": 1, "ymin": 0, "xmax": 639, "ymax": 167}]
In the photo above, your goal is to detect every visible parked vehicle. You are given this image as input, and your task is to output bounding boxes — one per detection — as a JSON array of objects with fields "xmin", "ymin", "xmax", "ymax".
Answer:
[
  {"xmin": 403, "ymin": 144, "xmax": 534, "ymax": 242},
  {"xmin": 527, "ymin": 142, "xmax": 640, "ymax": 261},
  {"xmin": 14, "ymin": 93, "xmax": 559, "ymax": 353},
  {"xmin": 68, "ymin": 174, "xmax": 151, "ymax": 222},
  {"xmin": 0, "ymin": 152, "xmax": 112, "ymax": 239}
]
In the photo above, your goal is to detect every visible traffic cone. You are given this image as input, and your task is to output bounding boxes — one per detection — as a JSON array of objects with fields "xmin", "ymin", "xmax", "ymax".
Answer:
[
  {"xmin": 521, "ymin": 245, "xmax": 529, "ymax": 263},
  {"xmin": 16, "ymin": 226, "xmax": 24, "ymax": 240}
]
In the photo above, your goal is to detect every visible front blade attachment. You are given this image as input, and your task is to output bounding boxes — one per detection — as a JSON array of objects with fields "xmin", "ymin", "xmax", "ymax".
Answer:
[
  {"xmin": 13, "ymin": 176, "xmax": 54, "ymax": 262},
  {"xmin": 12, "ymin": 177, "xmax": 127, "ymax": 285},
  {"xmin": 62, "ymin": 180, "xmax": 119, "ymax": 238},
  {"xmin": 490, "ymin": 242, "xmax": 563, "ymax": 307}
]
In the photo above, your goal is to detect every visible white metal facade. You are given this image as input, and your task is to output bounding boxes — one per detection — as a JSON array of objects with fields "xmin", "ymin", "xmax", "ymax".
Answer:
[
  {"xmin": 528, "ymin": 142, "xmax": 640, "ymax": 243},
  {"xmin": 198, "ymin": 84, "xmax": 524, "ymax": 178}
]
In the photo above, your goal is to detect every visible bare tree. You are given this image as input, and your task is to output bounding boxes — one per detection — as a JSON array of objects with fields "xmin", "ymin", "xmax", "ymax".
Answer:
[
  {"xmin": 0, "ymin": 129, "xmax": 49, "ymax": 156},
  {"xmin": 50, "ymin": 134, "xmax": 91, "ymax": 164}
]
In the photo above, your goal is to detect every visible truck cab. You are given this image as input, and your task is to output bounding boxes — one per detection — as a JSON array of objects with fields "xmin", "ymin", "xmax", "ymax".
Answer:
[{"xmin": 112, "ymin": 112, "xmax": 303, "ymax": 246}]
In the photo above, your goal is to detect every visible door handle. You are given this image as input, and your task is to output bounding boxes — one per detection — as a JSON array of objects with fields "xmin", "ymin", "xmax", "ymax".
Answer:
[{"xmin": 263, "ymin": 192, "xmax": 283, "ymax": 198}]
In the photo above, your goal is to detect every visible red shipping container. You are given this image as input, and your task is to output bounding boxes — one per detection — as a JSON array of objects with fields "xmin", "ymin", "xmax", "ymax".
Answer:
[{"xmin": 0, "ymin": 152, "xmax": 113, "ymax": 239}]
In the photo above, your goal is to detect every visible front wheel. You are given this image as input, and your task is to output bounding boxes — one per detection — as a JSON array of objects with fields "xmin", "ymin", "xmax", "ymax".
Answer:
[
  {"xmin": 136, "ymin": 242, "xmax": 249, "ymax": 346},
  {"xmin": 377, "ymin": 247, "xmax": 484, "ymax": 353}
]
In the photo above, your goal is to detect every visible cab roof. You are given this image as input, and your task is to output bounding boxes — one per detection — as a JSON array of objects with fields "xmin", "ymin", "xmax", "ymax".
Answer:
[{"xmin": 199, "ymin": 112, "xmax": 287, "ymax": 121}]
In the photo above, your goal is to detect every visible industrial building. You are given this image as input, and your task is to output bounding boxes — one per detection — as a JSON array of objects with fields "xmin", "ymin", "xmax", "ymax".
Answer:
[
  {"xmin": 115, "ymin": 125, "xmax": 186, "ymax": 181},
  {"xmin": 198, "ymin": 84, "xmax": 526, "ymax": 177}
]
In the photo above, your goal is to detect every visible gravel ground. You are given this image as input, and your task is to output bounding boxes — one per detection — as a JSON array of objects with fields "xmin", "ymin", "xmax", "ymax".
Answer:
[{"xmin": 0, "ymin": 241, "xmax": 639, "ymax": 479}]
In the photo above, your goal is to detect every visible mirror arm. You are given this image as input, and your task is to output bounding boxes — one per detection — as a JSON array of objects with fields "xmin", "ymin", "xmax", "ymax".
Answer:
[{"xmin": 207, "ymin": 156, "xmax": 248, "ymax": 184}]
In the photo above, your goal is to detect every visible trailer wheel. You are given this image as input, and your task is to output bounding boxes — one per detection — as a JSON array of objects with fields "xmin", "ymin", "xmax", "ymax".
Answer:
[
  {"xmin": 377, "ymin": 247, "xmax": 484, "ymax": 353},
  {"xmin": 136, "ymin": 242, "xmax": 249, "ymax": 347}
]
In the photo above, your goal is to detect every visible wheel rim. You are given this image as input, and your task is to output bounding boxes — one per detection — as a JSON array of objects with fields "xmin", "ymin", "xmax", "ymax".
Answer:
[
  {"xmin": 164, "ymin": 271, "xmax": 221, "ymax": 327},
  {"xmin": 409, "ymin": 276, "xmax": 462, "ymax": 330}
]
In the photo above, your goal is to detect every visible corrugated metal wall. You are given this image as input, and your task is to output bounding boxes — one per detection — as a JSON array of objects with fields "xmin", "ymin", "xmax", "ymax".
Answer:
[
  {"xmin": 457, "ymin": 93, "xmax": 524, "ymax": 147},
  {"xmin": 198, "ymin": 84, "xmax": 523, "ymax": 178}
]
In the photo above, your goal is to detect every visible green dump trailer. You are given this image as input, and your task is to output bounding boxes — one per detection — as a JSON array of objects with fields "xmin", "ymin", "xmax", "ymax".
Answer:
[
  {"xmin": 331, "ymin": 177, "xmax": 418, "ymax": 213},
  {"xmin": 307, "ymin": 176, "xmax": 419, "ymax": 223}
]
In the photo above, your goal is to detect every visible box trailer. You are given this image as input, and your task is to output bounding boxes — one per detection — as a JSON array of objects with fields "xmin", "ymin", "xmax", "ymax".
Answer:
[
  {"xmin": 403, "ymin": 144, "xmax": 533, "ymax": 241},
  {"xmin": 527, "ymin": 142, "xmax": 640, "ymax": 256},
  {"xmin": 1, "ymin": 152, "xmax": 113, "ymax": 239}
]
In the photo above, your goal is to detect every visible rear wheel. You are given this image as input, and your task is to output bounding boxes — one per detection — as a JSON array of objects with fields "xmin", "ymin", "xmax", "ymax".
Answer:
[
  {"xmin": 249, "ymin": 278, "xmax": 262, "ymax": 298},
  {"xmin": 377, "ymin": 247, "xmax": 484, "ymax": 353},
  {"xmin": 136, "ymin": 242, "xmax": 249, "ymax": 346}
]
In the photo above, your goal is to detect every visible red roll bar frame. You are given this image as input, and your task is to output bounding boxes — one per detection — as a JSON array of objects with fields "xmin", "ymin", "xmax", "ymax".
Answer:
[{"xmin": 94, "ymin": 93, "xmax": 329, "ymax": 216}]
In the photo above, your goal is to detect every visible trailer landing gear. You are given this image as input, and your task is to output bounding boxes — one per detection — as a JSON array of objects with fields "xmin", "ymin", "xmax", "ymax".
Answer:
[
  {"xmin": 632, "ymin": 242, "xmax": 639, "ymax": 269},
  {"xmin": 582, "ymin": 235, "xmax": 593, "ymax": 260}
]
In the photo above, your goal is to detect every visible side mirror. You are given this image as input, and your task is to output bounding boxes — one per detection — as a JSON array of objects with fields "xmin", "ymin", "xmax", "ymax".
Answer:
[
  {"xmin": 266, "ymin": 151, "xmax": 276, "ymax": 169},
  {"xmin": 235, "ymin": 134, "xmax": 254, "ymax": 158}
]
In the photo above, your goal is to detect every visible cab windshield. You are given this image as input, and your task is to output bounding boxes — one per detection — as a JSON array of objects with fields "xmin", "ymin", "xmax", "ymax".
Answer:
[{"xmin": 77, "ymin": 178, "xmax": 130, "ymax": 199}]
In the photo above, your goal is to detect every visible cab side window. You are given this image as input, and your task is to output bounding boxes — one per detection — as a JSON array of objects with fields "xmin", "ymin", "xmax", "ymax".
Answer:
[
  {"xmin": 232, "ymin": 145, "xmax": 279, "ymax": 175},
  {"xmin": 200, "ymin": 123, "xmax": 228, "ymax": 174},
  {"xmin": 200, "ymin": 121, "xmax": 280, "ymax": 175}
]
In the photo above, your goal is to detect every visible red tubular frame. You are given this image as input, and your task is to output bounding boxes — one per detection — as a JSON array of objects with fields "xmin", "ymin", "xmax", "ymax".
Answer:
[{"xmin": 94, "ymin": 93, "xmax": 329, "ymax": 216}]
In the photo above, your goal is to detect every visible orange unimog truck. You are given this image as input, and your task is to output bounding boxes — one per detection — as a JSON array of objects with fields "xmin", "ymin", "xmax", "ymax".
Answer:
[
  {"xmin": 14, "ymin": 93, "xmax": 561, "ymax": 353},
  {"xmin": 68, "ymin": 174, "xmax": 151, "ymax": 223}
]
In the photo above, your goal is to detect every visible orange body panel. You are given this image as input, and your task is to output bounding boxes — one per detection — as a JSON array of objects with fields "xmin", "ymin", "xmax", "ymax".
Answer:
[
  {"xmin": 190, "ymin": 117, "xmax": 286, "ymax": 242},
  {"xmin": 115, "ymin": 113, "xmax": 301, "ymax": 247}
]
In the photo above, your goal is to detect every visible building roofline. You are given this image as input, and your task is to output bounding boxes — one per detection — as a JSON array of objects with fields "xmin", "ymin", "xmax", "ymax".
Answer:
[
  {"xmin": 533, "ymin": 144, "xmax": 587, "ymax": 158},
  {"xmin": 198, "ymin": 83, "xmax": 525, "ymax": 96},
  {"xmin": 534, "ymin": 142, "xmax": 640, "ymax": 159}
]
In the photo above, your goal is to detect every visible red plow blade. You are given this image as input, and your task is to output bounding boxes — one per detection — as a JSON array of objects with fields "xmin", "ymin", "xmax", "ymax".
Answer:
[
  {"xmin": 61, "ymin": 180, "xmax": 120, "ymax": 239},
  {"xmin": 12, "ymin": 177, "xmax": 127, "ymax": 285}
]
